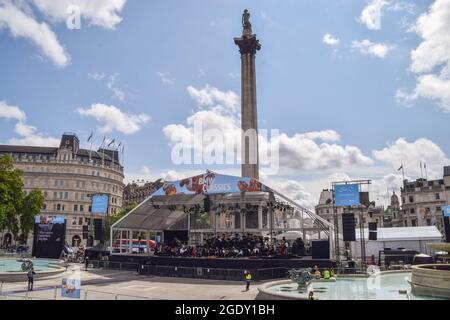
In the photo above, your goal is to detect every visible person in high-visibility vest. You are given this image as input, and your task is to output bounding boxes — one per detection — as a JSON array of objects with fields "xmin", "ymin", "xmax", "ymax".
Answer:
[
  {"xmin": 323, "ymin": 269, "xmax": 330, "ymax": 280},
  {"xmin": 244, "ymin": 270, "xmax": 252, "ymax": 291}
]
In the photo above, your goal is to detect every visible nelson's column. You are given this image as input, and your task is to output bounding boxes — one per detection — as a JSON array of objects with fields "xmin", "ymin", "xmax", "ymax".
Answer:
[{"xmin": 234, "ymin": 9, "xmax": 261, "ymax": 180}]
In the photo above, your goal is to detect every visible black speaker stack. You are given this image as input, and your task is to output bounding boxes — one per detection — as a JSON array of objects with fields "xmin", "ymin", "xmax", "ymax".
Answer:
[
  {"xmin": 342, "ymin": 213, "xmax": 356, "ymax": 241},
  {"xmin": 82, "ymin": 225, "xmax": 89, "ymax": 239},
  {"xmin": 203, "ymin": 195, "xmax": 211, "ymax": 212},
  {"xmin": 443, "ymin": 215, "xmax": 450, "ymax": 243},
  {"xmin": 94, "ymin": 218, "xmax": 103, "ymax": 241},
  {"xmin": 368, "ymin": 222, "xmax": 377, "ymax": 240}
]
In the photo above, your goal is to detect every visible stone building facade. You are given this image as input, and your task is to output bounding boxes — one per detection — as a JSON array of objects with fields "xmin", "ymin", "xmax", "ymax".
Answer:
[
  {"xmin": 122, "ymin": 179, "xmax": 164, "ymax": 207},
  {"xmin": 315, "ymin": 189, "xmax": 387, "ymax": 229},
  {"xmin": 400, "ymin": 166, "xmax": 450, "ymax": 233},
  {"xmin": 0, "ymin": 133, "xmax": 124, "ymax": 247}
]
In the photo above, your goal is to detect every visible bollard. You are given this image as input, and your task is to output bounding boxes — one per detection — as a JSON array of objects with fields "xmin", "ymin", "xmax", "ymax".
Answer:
[
  {"xmin": 84, "ymin": 290, "xmax": 88, "ymax": 300},
  {"xmin": 54, "ymin": 286, "xmax": 58, "ymax": 300}
]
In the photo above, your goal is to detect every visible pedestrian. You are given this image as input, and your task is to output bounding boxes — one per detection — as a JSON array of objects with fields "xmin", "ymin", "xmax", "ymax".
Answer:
[
  {"xmin": 244, "ymin": 270, "xmax": 252, "ymax": 291},
  {"xmin": 308, "ymin": 291, "xmax": 316, "ymax": 300},
  {"xmin": 85, "ymin": 255, "xmax": 89, "ymax": 271},
  {"xmin": 27, "ymin": 267, "xmax": 36, "ymax": 291}
]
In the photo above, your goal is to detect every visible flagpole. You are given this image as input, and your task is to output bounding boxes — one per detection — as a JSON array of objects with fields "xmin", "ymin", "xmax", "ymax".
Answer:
[
  {"xmin": 420, "ymin": 161, "xmax": 424, "ymax": 180},
  {"xmin": 424, "ymin": 163, "xmax": 428, "ymax": 180}
]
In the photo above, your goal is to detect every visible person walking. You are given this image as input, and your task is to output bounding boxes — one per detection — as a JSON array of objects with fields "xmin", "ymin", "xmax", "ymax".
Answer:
[
  {"xmin": 85, "ymin": 255, "xmax": 89, "ymax": 271},
  {"xmin": 244, "ymin": 270, "xmax": 252, "ymax": 291},
  {"xmin": 27, "ymin": 267, "xmax": 36, "ymax": 291}
]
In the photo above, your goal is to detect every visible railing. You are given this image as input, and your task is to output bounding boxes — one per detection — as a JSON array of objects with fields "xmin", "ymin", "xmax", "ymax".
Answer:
[{"xmin": 0, "ymin": 282, "xmax": 152, "ymax": 300}]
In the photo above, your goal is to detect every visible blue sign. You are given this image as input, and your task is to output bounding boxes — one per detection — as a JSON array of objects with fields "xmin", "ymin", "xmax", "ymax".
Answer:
[
  {"xmin": 34, "ymin": 215, "xmax": 65, "ymax": 224},
  {"xmin": 61, "ymin": 277, "xmax": 81, "ymax": 299},
  {"xmin": 443, "ymin": 205, "xmax": 450, "ymax": 217},
  {"xmin": 335, "ymin": 184, "xmax": 360, "ymax": 207},
  {"xmin": 91, "ymin": 194, "xmax": 109, "ymax": 214}
]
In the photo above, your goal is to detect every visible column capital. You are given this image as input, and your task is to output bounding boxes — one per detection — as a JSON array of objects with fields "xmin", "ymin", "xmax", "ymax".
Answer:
[{"xmin": 234, "ymin": 35, "xmax": 261, "ymax": 55}]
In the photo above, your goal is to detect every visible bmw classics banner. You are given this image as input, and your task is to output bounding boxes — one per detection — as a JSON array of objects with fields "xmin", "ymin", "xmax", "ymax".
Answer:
[{"xmin": 151, "ymin": 172, "xmax": 270, "ymax": 196}]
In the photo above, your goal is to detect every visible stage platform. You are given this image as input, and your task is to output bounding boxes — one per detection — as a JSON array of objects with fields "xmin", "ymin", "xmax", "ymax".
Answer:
[{"xmin": 103, "ymin": 254, "xmax": 335, "ymax": 281}]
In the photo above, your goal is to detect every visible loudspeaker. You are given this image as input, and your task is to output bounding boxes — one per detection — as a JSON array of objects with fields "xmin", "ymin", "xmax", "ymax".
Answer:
[
  {"xmin": 443, "ymin": 216, "xmax": 450, "ymax": 243},
  {"xmin": 203, "ymin": 195, "xmax": 211, "ymax": 212},
  {"xmin": 342, "ymin": 213, "xmax": 356, "ymax": 242},
  {"xmin": 94, "ymin": 219, "xmax": 103, "ymax": 241},
  {"xmin": 311, "ymin": 240, "xmax": 330, "ymax": 259},
  {"xmin": 82, "ymin": 225, "xmax": 88, "ymax": 239},
  {"xmin": 368, "ymin": 222, "xmax": 377, "ymax": 240}
]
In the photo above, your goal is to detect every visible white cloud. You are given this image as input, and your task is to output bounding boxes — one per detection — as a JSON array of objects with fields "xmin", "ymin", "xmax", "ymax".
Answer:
[
  {"xmin": 9, "ymin": 122, "xmax": 59, "ymax": 146},
  {"xmin": 0, "ymin": 2, "xmax": 70, "ymax": 67},
  {"xmin": 372, "ymin": 137, "xmax": 449, "ymax": 178},
  {"xmin": 164, "ymin": 85, "xmax": 373, "ymax": 172},
  {"xmin": 107, "ymin": 73, "xmax": 125, "ymax": 102},
  {"xmin": 88, "ymin": 72, "xmax": 106, "ymax": 81},
  {"xmin": 322, "ymin": 33, "xmax": 340, "ymax": 46},
  {"xmin": 261, "ymin": 177, "xmax": 316, "ymax": 210},
  {"xmin": 359, "ymin": 0, "xmax": 389, "ymax": 30},
  {"xmin": 260, "ymin": 11, "xmax": 274, "ymax": 25},
  {"xmin": 398, "ymin": 0, "xmax": 450, "ymax": 111},
  {"xmin": 271, "ymin": 133, "xmax": 373, "ymax": 171},
  {"xmin": 0, "ymin": 100, "xmax": 59, "ymax": 146},
  {"xmin": 0, "ymin": 100, "xmax": 26, "ymax": 121},
  {"xmin": 76, "ymin": 103, "xmax": 150, "ymax": 134},
  {"xmin": 351, "ymin": 39, "xmax": 393, "ymax": 58},
  {"xmin": 30, "ymin": 0, "xmax": 127, "ymax": 30},
  {"xmin": 187, "ymin": 84, "xmax": 239, "ymax": 113},
  {"xmin": 157, "ymin": 72, "xmax": 175, "ymax": 86}
]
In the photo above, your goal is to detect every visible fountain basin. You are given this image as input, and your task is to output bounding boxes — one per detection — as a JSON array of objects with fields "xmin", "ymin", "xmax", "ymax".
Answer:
[
  {"xmin": 409, "ymin": 264, "xmax": 450, "ymax": 299},
  {"xmin": 0, "ymin": 258, "xmax": 66, "ymax": 282}
]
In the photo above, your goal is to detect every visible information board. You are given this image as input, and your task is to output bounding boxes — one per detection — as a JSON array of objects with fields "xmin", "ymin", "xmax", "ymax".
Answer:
[
  {"xmin": 334, "ymin": 184, "xmax": 360, "ymax": 207},
  {"xmin": 91, "ymin": 194, "xmax": 109, "ymax": 214}
]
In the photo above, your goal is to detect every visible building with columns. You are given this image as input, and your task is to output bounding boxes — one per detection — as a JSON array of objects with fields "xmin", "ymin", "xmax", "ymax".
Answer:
[
  {"xmin": 0, "ymin": 133, "xmax": 124, "ymax": 247},
  {"xmin": 399, "ymin": 166, "xmax": 450, "ymax": 233},
  {"xmin": 315, "ymin": 189, "xmax": 388, "ymax": 229}
]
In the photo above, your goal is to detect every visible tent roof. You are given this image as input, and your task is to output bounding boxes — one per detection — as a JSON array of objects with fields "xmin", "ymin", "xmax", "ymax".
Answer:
[
  {"xmin": 355, "ymin": 226, "xmax": 443, "ymax": 241},
  {"xmin": 113, "ymin": 194, "xmax": 203, "ymax": 230}
]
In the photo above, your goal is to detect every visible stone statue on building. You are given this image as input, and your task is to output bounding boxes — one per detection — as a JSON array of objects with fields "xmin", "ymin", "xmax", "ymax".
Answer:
[{"xmin": 242, "ymin": 9, "xmax": 252, "ymax": 35}]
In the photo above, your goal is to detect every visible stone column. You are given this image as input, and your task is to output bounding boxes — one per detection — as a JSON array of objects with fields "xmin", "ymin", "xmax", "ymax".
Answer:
[{"xmin": 234, "ymin": 10, "xmax": 261, "ymax": 180}]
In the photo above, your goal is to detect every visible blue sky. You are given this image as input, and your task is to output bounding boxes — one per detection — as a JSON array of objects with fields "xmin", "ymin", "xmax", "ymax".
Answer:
[{"xmin": 1, "ymin": 0, "xmax": 449, "ymax": 208}]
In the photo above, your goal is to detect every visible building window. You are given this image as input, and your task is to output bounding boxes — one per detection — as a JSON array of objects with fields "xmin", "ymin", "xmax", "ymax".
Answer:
[
  {"xmin": 59, "ymin": 192, "xmax": 63, "ymax": 199},
  {"xmin": 411, "ymin": 219, "xmax": 417, "ymax": 227},
  {"xmin": 72, "ymin": 217, "xmax": 77, "ymax": 225},
  {"xmin": 42, "ymin": 203, "xmax": 46, "ymax": 210},
  {"xmin": 54, "ymin": 192, "xmax": 57, "ymax": 199},
  {"xmin": 44, "ymin": 191, "xmax": 48, "ymax": 198},
  {"xmin": 410, "ymin": 209, "xmax": 415, "ymax": 214},
  {"xmin": 88, "ymin": 206, "xmax": 92, "ymax": 212},
  {"xmin": 78, "ymin": 217, "xmax": 83, "ymax": 225},
  {"xmin": 426, "ymin": 219, "xmax": 432, "ymax": 226},
  {"xmin": 57, "ymin": 204, "xmax": 61, "ymax": 211},
  {"xmin": 74, "ymin": 204, "xmax": 78, "ymax": 212},
  {"xmin": 437, "ymin": 206, "xmax": 441, "ymax": 212},
  {"xmin": 80, "ymin": 205, "xmax": 84, "ymax": 212},
  {"xmin": 75, "ymin": 192, "xmax": 79, "ymax": 200},
  {"xmin": 64, "ymin": 192, "xmax": 68, "ymax": 199},
  {"xmin": 409, "ymin": 196, "xmax": 414, "ymax": 203},
  {"xmin": 435, "ymin": 193, "xmax": 440, "ymax": 200}
]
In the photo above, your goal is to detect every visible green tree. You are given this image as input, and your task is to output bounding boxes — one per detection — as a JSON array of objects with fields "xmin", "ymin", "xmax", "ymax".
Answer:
[
  {"xmin": 0, "ymin": 155, "xmax": 45, "ymax": 242},
  {"xmin": 0, "ymin": 154, "xmax": 24, "ymax": 236},
  {"xmin": 103, "ymin": 204, "xmax": 136, "ymax": 242},
  {"xmin": 20, "ymin": 189, "xmax": 45, "ymax": 239}
]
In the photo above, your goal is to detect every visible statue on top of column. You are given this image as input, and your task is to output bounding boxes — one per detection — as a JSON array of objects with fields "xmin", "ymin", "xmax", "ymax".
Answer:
[{"xmin": 242, "ymin": 9, "xmax": 252, "ymax": 35}]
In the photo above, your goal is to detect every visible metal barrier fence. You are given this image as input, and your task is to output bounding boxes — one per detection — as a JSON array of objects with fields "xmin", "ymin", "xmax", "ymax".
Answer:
[
  {"xmin": 0, "ymin": 282, "xmax": 152, "ymax": 300},
  {"xmin": 136, "ymin": 264, "xmax": 287, "ymax": 281}
]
